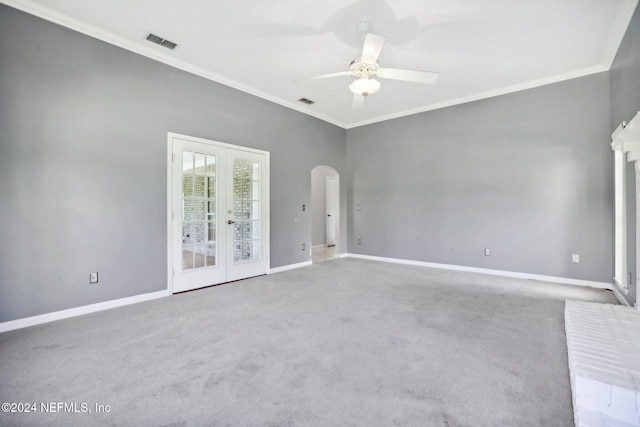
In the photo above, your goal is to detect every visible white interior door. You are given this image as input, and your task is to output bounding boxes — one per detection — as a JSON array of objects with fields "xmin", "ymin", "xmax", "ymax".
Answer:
[
  {"xmin": 172, "ymin": 140, "xmax": 226, "ymax": 293},
  {"xmin": 169, "ymin": 134, "xmax": 269, "ymax": 293},
  {"xmin": 225, "ymin": 148, "xmax": 269, "ymax": 282},
  {"xmin": 325, "ymin": 176, "xmax": 337, "ymax": 247}
]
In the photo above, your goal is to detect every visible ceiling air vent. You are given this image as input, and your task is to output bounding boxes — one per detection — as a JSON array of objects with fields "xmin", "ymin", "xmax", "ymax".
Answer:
[
  {"xmin": 146, "ymin": 33, "xmax": 178, "ymax": 50},
  {"xmin": 298, "ymin": 98, "xmax": 315, "ymax": 105}
]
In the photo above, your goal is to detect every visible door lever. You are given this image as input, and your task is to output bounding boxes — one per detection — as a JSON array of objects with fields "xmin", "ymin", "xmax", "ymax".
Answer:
[{"xmin": 227, "ymin": 220, "xmax": 235, "ymax": 224}]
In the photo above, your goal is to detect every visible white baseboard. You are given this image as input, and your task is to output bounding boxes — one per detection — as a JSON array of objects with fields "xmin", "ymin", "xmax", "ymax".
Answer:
[
  {"xmin": 0, "ymin": 290, "xmax": 171, "ymax": 333},
  {"xmin": 345, "ymin": 253, "xmax": 611, "ymax": 290},
  {"xmin": 1, "ymin": 255, "xmax": 613, "ymax": 333},
  {"xmin": 269, "ymin": 260, "xmax": 312, "ymax": 274}
]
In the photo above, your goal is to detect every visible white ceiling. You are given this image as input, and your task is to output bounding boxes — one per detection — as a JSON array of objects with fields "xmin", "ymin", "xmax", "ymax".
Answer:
[{"xmin": 6, "ymin": 0, "xmax": 639, "ymax": 128}]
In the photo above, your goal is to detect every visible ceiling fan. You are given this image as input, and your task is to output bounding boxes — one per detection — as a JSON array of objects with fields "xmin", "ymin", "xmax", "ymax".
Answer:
[{"xmin": 297, "ymin": 22, "xmax": 440, "ymax": 108}]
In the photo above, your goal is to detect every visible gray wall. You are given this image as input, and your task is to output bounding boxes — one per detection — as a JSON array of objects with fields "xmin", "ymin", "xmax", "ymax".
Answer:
[
  {"xmin": 347, "ymin": 73, "xmax": 613, "ymax": 283},
  {"xmin": 1, "ymin": 3, "xmax": 632, "ymax": 324},
  {"xmin": 610, "ymin": 4, "xmax": 640, "ymax": 305},
  {"xmin": 0, "ymin": 5, "xmax": 346, "ymax": 322}
]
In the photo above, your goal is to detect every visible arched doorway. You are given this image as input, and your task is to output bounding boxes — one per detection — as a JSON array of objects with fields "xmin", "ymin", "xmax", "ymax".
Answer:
[{"xmin": 311, "ymin": 166, "xmax": 339, "ymax": 262}]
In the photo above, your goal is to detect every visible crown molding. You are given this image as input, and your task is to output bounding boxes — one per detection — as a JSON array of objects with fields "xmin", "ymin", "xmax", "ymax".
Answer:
[
  {"xmin": 1, "ymin": 0, "xmax": 348, "ymax": 129},
  {"xmin": 345, "ymin": 65, "xmax": 608, "ymax": 129},
  {"xmin": 602, "ymin": 0, "xmax": 639, "ymax": 69},
  {"xmin": 3, "ymin": 0, "xmax": 636, "ymax": 130}
]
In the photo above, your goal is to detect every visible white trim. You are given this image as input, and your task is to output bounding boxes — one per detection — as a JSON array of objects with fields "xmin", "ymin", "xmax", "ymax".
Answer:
[
  {"xmin": 168, "ymin": 132, "xmax": 270, "ymax": 156},
  {"xmin": 167, "ymin": 132, "xmax": 271, "ymax": 292},
  {"xmin": 611, "ymin": 112, "xmax": 640, "ymax": 309},
  {"xmin": 4, "ymin": 0, "xmax": 637, "ymax": 130},
  {"xmin": 167, "ymin": 134, "xmax": 174, "ymax": 295},
  {"xmin": 345, "ymin": 254, "xmax": 611, "ymax": 289},
  {"xmin": 0, "ymin": 290, "xmax": 170, "ymax": 333},
  {"xmin": 269, "ymin": 261, "xmax": 312, "ymax": 274},
  {"xmin": 264, "ymin": 153, "xmax": 271, "ymax": 274},
  {"xmin": 2, "ymin": 0, "xmax": 346, "ymax": 129},
  {"xmin": 602, "ymin": 0, "xmax": 640, "ymax": 69},
  {"xmin": 613, "ymin": 150, "xmax": 628, "ymax": 294},
  {"xmin": 312, "ymin": 244, "xmax": 327, "ymax": 250},
  {"xmin": 345, "ymin": 65, "xmax": 607, "ymax": 129},
  {"xmin": 612, "ymin": 280, "xmax": 632, "ymax": 306}
]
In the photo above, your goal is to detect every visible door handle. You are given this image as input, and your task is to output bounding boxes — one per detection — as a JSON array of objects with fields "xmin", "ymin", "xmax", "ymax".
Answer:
[
  {"xmin": 228, "ymin": 220, "xmax": 235, "ymax": 224},
  {"xmin": 327, "ymin": 214, "xmax": 331, "ymax": 217}
]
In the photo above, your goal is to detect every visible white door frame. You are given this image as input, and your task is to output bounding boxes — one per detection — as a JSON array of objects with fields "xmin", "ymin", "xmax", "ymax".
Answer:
[{"xmin": 167, "ymin": 132, "xmax": 270, "ymax": 293}]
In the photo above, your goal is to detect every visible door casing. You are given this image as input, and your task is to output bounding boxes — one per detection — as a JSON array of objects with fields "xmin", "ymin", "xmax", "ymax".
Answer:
[{"xmin": 167, "ymin": 132, "xmax": 270, "ymax": 293}]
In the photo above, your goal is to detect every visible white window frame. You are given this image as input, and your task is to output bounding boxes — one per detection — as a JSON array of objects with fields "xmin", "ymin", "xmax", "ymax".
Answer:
[{"xmin": 614, "ymin": 150, "xmax": 628, "ymax": 294}]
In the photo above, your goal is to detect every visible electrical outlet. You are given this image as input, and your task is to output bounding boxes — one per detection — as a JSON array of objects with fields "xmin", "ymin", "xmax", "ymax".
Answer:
[
  {"xmin": 302, "ymin": 243, "xmax": 306, "ymax": 251},
  {"xmin": 358, "ymin": 239, "xmax": 362, "ymax": 245},
  {"xmin": 628, "ymin": 272, "xmax": 632, "ymax": 285},
  {"xmin": 484, "ymin": 248, "xmax": 490, "ymax": 256},
  {"xmin": 572, "ymin": 254, "xmax": 580, "ymax": 263},
  {"xmin": 90, "ymin": 272, "xmax": 99, "ymax": 284},
  {"xmin": 302, "ymin": 204, "xmax": 306, "ymax": 212}
]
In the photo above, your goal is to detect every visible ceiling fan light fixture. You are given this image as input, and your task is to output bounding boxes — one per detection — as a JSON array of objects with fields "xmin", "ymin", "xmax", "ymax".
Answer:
[{"xmin": 349, "ymin": 78, "xmax": 381, "ymax": 97}]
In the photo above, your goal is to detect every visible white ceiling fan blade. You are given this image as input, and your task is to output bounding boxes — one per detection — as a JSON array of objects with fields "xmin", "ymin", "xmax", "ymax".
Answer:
[
  {"xmin": 360, "ymin": 33, "xmax": 386, "ymax": 64},
  {"xmin": 377, "ymin": 68, "xmax": 440, "ymax": 84},
  {"xmin": 294, "ymin": 71, "xmax": 350, "ymax": 83},
  {"xmin": 352, "ymin": 93, "xmax": 365, "ymax": 108}
]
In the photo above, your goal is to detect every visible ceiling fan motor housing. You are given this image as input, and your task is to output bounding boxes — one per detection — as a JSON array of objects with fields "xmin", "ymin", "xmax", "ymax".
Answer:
[{"xmin": 349, "ymin": 61, "xmax": 379, "ymax": 79}]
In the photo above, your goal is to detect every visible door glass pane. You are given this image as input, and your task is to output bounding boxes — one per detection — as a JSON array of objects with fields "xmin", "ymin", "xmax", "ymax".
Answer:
[
  {"xmin": 206, "ymin": 244, "xmax": 216, "ymax": 267},
  {"xmin": 207, "ymin": 177, "xmax": 216, "ymax": 198},
  {"xmin": 192, "ymin": 200, "xmax": 205, "ymax": 221},
  {"xmin": 193, "ymin": 177, "xmax": 205, "ymax": 198},
  {"xmin": 194, "ymin": 153, "xmax": 205, "ymax": 197},
  {"xmin": 182, "ymin": 245, "xmax": 194, "ymax": 270},
  {"xmin": 183, "ymin": 199, "xmax": 195, "ymax": 221},
  {"xmin": 207, "ymin": 202, "xmax": 216, "ymax": 219},
  {"xmin": 182, "ymin": 223, "xmax": 195, "ymax": 245},
  {"xmin": 182, "ymin": 150, "xmax": 217, "ymax": 271},
  {"xmin": 183, "ymin": 152, "xmax": 194, "ymax": 198},
  {"xmin": 233, "ymin": 201, "xmax": 242, "ymax": 219},
  {"xmin": 192, "ymin": 246, "xmax": 202, "ymax": 269},
  {"xmin": 206, "ymin": 155, "xmax": 216, "ymax": 176},
  {"xmin": 193, "ymin": 222, "xmax": 206, "ymax": 244},
  {"xmin": 207, "ymin": 221, "xmax": 216, "ymax": 242},
  {"xmin": 233, "ymin": 158, "xmax": 260, "ymax": 263}
]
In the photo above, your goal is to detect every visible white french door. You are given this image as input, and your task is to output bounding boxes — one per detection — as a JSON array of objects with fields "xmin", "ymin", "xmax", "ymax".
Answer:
[{"xmin": 168, "ymin": 133, "xmax": 269, "ymax": 293}]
